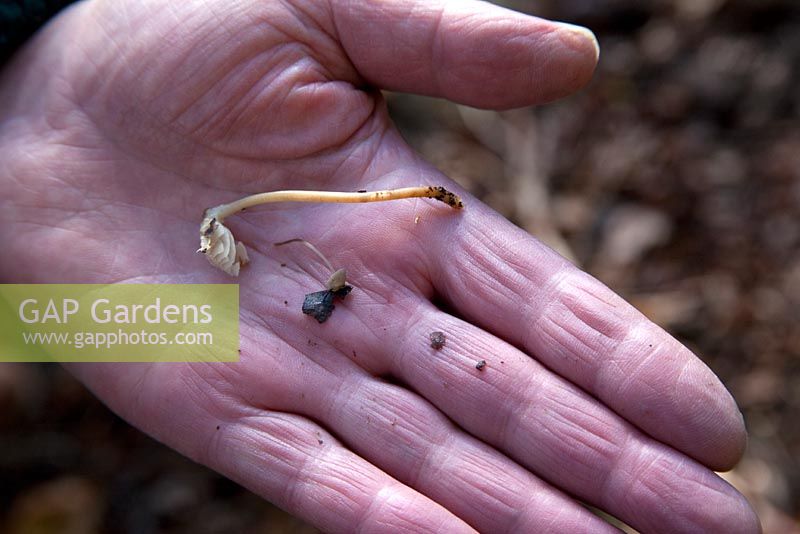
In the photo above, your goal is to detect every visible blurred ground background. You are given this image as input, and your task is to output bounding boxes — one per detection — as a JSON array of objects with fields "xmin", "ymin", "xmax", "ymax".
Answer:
[{"xmin": 1, "ymin": 0, "xmax": 799, "ymax": 532}]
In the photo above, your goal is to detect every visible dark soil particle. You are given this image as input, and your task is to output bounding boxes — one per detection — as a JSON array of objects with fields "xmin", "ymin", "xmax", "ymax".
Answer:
[
  {"xmin": 302, "ymin": 285, "xmax": 353, "ymax": 323},
  {"xmin": 429, "ymin": 331, "xmax": 446, "ymax": 349},
  {"xmin": 427, "ymin": 186, "xmax": 464, "ymax": 209}
]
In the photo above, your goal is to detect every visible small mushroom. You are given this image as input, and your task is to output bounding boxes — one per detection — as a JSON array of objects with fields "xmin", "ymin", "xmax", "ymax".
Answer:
[{"xmin": 199, "ymin": 186, "xmax": 463, "ymax": 276}]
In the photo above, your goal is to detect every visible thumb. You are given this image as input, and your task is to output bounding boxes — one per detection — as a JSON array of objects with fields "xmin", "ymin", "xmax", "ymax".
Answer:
[{"xmin": 332, "ymin": 0, "xmax": 599, "ymax": 108}]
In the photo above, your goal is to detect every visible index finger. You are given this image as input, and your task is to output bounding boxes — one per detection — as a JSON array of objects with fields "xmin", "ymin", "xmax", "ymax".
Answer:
[{"xmin": 422, "ymin": 194, "xmax": 747, "ymax": 471}]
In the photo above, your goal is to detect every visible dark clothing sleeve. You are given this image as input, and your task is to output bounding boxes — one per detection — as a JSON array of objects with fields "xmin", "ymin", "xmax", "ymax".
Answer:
[{"xmin": 1, "ymin": 0, "xmax": 78, "ymax": 64}]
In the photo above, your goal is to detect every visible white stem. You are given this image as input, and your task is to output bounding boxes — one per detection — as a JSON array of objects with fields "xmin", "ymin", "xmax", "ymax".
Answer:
[
  {"xmin": 205, "ymin": 186, "xmax": 463, "ymax": 222},
  {"xmin": 198, "ymin": 186, "xmax": 464, "ymax": 276}
]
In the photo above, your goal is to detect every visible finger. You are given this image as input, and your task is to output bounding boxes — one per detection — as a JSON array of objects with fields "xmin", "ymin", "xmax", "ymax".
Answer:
[
  {"xmin": 226, "ymin": 280, "xmax": 614, "ymax": 531},
  {"xmin": 204, "ymin": 274, "xmax": 612, "ymax": 532},
  {"xmin": 298, "ymin": 363, "xmax": 617, "ymax": 532},
  {"xmin": 210, "ymin": 412, "xmax": 477, "ymax": 534},
  {"xmin": 332, "ymin": 0, "xmax": 599, "ymax": 108},
  {"xmin": 67, "ymin": 363, "xmax": 475, "ymax": 534},
  {"xmin": 233, "ymin": 257, "xmax": 756, "ymax": 533},
  {"xmin": 420, "ymin": 195, "xmax": 748, "ymax": 471},
  {"xmin": 337, "ymin": 296, "xmax": 760, "ymax": 533}
]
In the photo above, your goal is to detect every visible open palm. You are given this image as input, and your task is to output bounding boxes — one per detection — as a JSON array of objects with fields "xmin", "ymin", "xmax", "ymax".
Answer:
[{"xmin": 0, "ymin": 0, "xmax": 759, "ymax": 532}]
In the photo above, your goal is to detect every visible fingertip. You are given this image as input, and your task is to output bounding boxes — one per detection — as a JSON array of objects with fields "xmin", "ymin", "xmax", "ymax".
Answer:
[
  {"xmin": 706, "ymin": 401, "xmax": 748, "ymax": 472},
  {"xmin": 727, "ymin": 489, "xmax": 762, "ymax": 534},
  {"xmin": 680, "ymin": 362, "xmax": 749, "ymax": 471},
  {"xmin": 464, "ymin": 18, "xmax": 601, "ymax": 108},
  {"xmin": 726, "ymin": 404, "xmax": 749, "ymax": 467},
  {"xmin": 554, "ymin": 22, "xmax": 600, "ymax": 64},
  {"xmin": 534, "ymin": 22, "xmax": 599, "ymax": 103}
]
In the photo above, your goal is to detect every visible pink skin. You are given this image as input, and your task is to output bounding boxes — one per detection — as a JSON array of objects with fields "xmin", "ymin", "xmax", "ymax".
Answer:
[{"xmin": 0, "ymin": 0, "xmax": 759, "ymax": 532}]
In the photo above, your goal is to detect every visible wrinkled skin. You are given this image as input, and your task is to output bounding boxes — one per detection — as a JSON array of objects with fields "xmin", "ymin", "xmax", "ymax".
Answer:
[{"xmin": 0, "ymin": 1, "xmax": 760, "ymax": 532}]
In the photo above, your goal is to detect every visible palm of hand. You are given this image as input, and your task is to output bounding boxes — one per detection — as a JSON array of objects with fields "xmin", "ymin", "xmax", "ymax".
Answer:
[{"xmin": 0, "ymin": 1, "xmax": 759, "ymax": 532}]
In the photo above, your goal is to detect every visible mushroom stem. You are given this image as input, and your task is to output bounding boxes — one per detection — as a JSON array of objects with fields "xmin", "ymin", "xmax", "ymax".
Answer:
[
  {"xmin": 198, "ymin": 185, "xmax": 463, "ymax": 276},
  {"xmin": 204, "ymin": 186, "xmax": 463, "ymax": 222}
]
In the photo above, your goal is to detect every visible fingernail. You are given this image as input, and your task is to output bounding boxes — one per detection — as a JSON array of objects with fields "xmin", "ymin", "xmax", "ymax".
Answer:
[{"xmin": 555, "ymin": 22, "xmax": 600, "ymax": 62}]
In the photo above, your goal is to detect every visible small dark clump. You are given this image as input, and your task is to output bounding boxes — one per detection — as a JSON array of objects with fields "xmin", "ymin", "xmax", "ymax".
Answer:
[
  {"xmin": 429, "ymin": 331, "xmax": 446, "ymax": 350},
  {"xmin": 426, "ymin": 186, "xmax": 464, "ymax": 209},
  {"xmin": 302, "ymin": 285, "xmax": 353, "ymax": 323},
  {"xmin": 475, "ymin": 360, "xmax": 486, "ymax": 371}
]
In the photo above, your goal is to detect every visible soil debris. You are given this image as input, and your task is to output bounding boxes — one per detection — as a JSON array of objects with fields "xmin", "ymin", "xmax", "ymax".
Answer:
[
  {"xmin": 429, "ymin": 331, "xmax": 446, "ymax": 350},
  {"xmin": 426, "ymin": 186, "xmax": 464, "ymax": 209},
  {"xmin": 302, "ymin": 285, "xmax": 353, "ymax": 323}
]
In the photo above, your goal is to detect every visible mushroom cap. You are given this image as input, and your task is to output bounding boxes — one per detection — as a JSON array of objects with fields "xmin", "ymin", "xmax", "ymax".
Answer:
[{"xmin": 199, "ymin": 217, "xmax": 248, "ymax": 276}]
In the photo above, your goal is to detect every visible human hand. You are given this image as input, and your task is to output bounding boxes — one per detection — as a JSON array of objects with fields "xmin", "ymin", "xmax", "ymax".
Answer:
[{"xmin": 0, "ymin": 0, "xmax": 759, "ymax": 532}]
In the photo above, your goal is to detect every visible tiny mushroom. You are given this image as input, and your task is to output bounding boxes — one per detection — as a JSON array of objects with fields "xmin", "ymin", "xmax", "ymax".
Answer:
[{"xmin": 199, "ymin": 186, "xmax": 463, "ymax": 276}]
